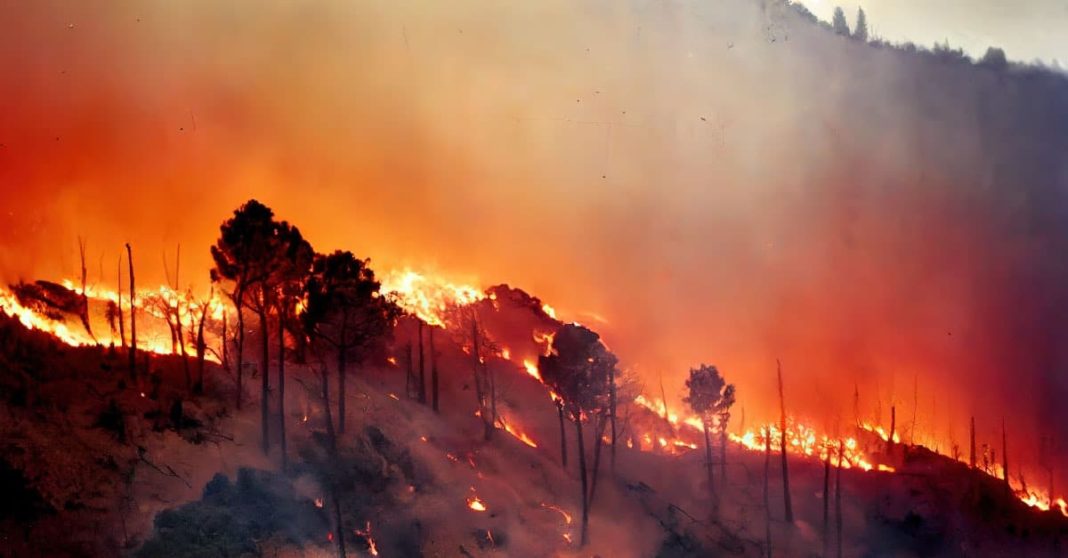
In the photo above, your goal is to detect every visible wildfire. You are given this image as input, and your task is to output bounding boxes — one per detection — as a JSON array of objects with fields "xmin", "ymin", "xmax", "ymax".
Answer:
[
  {"xmin": 499, "ymin": 417, "xmax": 539, "ymax": 448},
  {"xmin": 523, "ymin": 359, "xmax": 542, "ymax": 381},
  {"xmin": 467, "ymin": 495, "xmax": 487, "ymax": 512},
  {"xmin": 354, "ymin": 521, "xmax": 379, "ymax": 556},
  {"xmin": 379, "ymin": 269, "xmax": 485, "ymax": 326}
]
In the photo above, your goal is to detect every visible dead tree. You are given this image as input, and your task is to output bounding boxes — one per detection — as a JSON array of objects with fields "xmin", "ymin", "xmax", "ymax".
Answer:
[
  {"xmin": 777, "ymin": 359, "xmax": 794, "ymax": 523},
  {"xmin": 166, "ymin": 245, "xmax": 192, "ymax": 391},
  {"xmin": 77, "ymin": 237, "xmax": 94, "ymax": 339},
  {"xmin": 193, "ymin": 287, "xmax": 212, "ymax": 394},
  {"xmin": 278, "ymin": 305, "xmax": 288, "ymax": 470},
  {"xmin": 126, "ymin": 243, "xmax": 137, "ymax": 383},
  {"xmin": 609, "ymin": 363, "xmax": 617, "ymax": 474}
]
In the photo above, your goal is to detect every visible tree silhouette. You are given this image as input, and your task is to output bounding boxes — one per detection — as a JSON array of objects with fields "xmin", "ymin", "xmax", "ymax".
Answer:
[
  {"xmin": 853, "ymin": 7, "xmax": 869, "ymax": 42},
  {"xmin": 211, "ymin": 199, "xmax": 286, "ymax": 455},
  {"xmin": 539, "ymin": 323, "xmax": 615, "ymax": 546},
  {"xmin": 832, "ymin": 7, "xmax": 850, "ymax": 37},
  {"xmin": 980, "ymin": 47, "xmax": 1008, "ymax": 70},
  {"xmin": 302, "ymin": 251, "xmax": 398, "ymax": 437},
  {"xmin": 272, "ymin": 223, "xmax": 314, "ymax": 469},
  {"xmin": 442, "ymin": 304, "xmax": 498, "ymax": 440},
  {"xmin": 683, "ymin": 364, "xmax": 735, "ymax": 509}
]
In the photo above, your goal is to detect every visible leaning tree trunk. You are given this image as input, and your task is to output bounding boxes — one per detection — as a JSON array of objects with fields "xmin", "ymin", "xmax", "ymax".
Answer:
[
  {"xmin": 259, "ymin": 304, "xmax": 270, "ymax": 455},
  {"xmin": 576, "ymin": 416, "xmax": 590, "ymax": 546},
  {"xmin": 777, "ymin": 359, "xmax": 794, "ymax": 523},
  {"xmin": 278, "ymin": 309, "xmax": 287, "ymax": 471},
  {"xmin": 557, "ymin": 401, "xmax": 568, "ymax": 467},
  {"xmin": 704, "ymin": 420, "xmax": 716, "ymax": 508},
  {"xmin": 126, "ymin": 243, "xmax": 137, "ymax": 383}
]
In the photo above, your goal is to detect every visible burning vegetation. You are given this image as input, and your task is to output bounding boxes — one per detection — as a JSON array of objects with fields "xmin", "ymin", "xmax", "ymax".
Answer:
[{"xmin": 2, "ymin": 198, "xmax": 1068, "ymax": 557}]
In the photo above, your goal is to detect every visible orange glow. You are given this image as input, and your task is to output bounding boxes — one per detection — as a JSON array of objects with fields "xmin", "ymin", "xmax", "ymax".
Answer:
[
  {"xmin": 522, "ymin": 359, "xmax": 542, "ymax": 381},
  {"xmin": 379, "ymin": 269, "xmax": 484, "ymax": 326},
  {"xmin": 499, "ymin": 417, "xmax": 538, "ymax": 448},
  {"xmin": 467, "ymin": 495, "xmax": 487, "ymax": 512}
]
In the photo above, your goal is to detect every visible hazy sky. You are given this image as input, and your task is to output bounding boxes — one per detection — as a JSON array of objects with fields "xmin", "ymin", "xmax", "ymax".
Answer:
[{"xmin": 799, "ymin": 0, "xmax": 1068, "ymax": 64}]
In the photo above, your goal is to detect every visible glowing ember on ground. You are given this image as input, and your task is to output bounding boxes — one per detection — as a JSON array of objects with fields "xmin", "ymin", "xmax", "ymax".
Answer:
[
  {"xmin": 354, "ymin": 521, "xmax": 379, "ymax": 556},
  {"xmin": 499, "ymin": 417, "xmax": 538, "ymax": 448},
  {"xmin": 467, "ymin": 495, "xmax": 487, "ymax": 512}
]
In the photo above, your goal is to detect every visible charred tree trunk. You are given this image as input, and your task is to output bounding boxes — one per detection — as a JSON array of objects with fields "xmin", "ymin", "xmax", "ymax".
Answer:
[
  {"xmin": 126, "ymin": 243, "xmax": 137, "ymax": 383},
  {"xmin": 337, "ymin": 344, "xmax": 348, "ymax": 435},
  {"xmin": 609, "ymin": 365, "xmax": 617, "ymax": 474},
  {"xmin": 331, "ymin": 489, "xmax": 347, "ymax": 558},
  {"xmin": 557, "ymin": 401, "xmax": 568, "ymax": 467},
  {"xmin": 763, "ymin": 428, "xmax": 772, "ymax": 558},
  {"xmin": 720, "ymin": 428, "xmax": 728, "ymax": 485},
  {"xmin": 194, "ymin": 291, "xmax": 209, "ymax": 394},
  {"xmin": 430, "ymin": 326, "xmax": 439, "ymax": 413},
  {"xmin": 887, "ymin": 405, "xmax": 896, "ymax": 455},
  {"xmin": 1002, "ymin": 418, "xmax": 1009, "ymax": 497},
  {"xmin": 259, "ymin": 303, "xmax": 270, "ymax": 455},
  {"xmin": 77, "ymin": 237, "xmax": 94, "ymax": 339},
  {"xmin": 174, "ymin": 246, "xmax": 192, "ymax": 392},
  {"xmin": 405, "ymin": 342, "xmax": 414, "ymax": 399},
  {"xmin": 278, "ymin": 308, "xmax": 287, "ymax": 471},
  {"xmin": 836, "ymin": 441, "xmax": 843, "ymax": 558},
  {"xmin": 777, "ymin": 359, "xmax": 794, "ymax": 523},
  {"xmin": 321, "ymin": 363, "xmax": 337, "ymax": 454},
  {"xmin": 235, "ymin": 293, "xmax": 246, "ymax": 410},
  {"xmin": 221, "ymin": 309, "xmax": 229, "ymax": 372},
  {"xmin": 588, "ymin": 415, "xmax": 608, "ymax": 508},
  {"xmin": 469, "ymin": 314, "xmax": 493, "ymax": 441},
  {"xmin": 969, "ymin": 416, "xmax": 976, "ymax": 469},
  {"xmin": 116, "ymin": 255, "xmax": 126, "ymax": 348},
  {"xmin": 417, "ymin": 320, "xmax": 426, "ymax": 404},
  {"xmin": 823, "ymin": 453, "xmax": 831, "ymax": 558},
  {"xmin": 576, "ymin": 417, "xmax": 590, "ymax": 546},
  {"xmin": 704, "ymin": 420, "xmax": 716, "ymax": 505}
]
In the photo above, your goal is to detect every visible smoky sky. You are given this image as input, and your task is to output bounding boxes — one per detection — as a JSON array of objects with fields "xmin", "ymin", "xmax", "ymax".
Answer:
[{"xmin": 3, "ymin": 0, "xmax": 1068, "ymax": 473}]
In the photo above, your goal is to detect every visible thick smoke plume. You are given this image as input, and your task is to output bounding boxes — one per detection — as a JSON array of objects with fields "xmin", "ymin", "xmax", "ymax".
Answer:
[{"xmin": 2, "ymin": 0, "xmax": 1068, "ymax": 480}]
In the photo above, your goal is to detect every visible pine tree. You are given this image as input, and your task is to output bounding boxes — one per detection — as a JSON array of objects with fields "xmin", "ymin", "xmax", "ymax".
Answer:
[
  {"xmin": 853, "ymin": 7, "xmax": 869, "ymax": 42},
  {"xmin": 832, "ymin": 7, "xmax": 850, "ymax": 37}
]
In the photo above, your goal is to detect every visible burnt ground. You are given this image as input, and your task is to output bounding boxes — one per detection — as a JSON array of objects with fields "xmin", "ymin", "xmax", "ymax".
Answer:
[{"xmin": 1, "ymin": 312, "xmax": 1067, "ymax": 557}]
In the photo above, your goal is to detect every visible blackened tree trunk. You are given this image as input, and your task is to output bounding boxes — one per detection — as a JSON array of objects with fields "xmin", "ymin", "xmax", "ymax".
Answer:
[
  {"xmin": 609, "ymin": 365, "xmax": 617, "ymax": 474},
  {"xmin": 174, "ymin": 246, "xmax": 192, "ymax": 392},
  {"xmin": 77, "ymin": 237, "xmax": 93, "ymax": 339},
  {"xmin": 259, "ymin": 303, "xmax": 270, "ymax": 455},
  {"xmin": 321, "ymin": 363, "xmax": 337, "ymax": 453},
  {"xmin": 126, "ymin": 243, "xmax": 137, "ymax": 383},
  {"xmin": 720, "ymin": 428, "xmax": 728, "ymax": 485},
  {"xmin": 430, "ymin": 326, "xmax": 439, "ymax": 413},
  {"xmin": 887, "ymin": 405, "xmax": 896, "ymax": 455},
  {"xmin": 331, "ymin": 490, "xmax": 347, "ymax": 558},
  {"xmin": 970, "ymin": 416, "xmax": 976, "ymax": 469},
  {"xmin": 557, "ymin": 401, "xmax": 568, "ymax": 467},
  {"xmin": 405, "ymin": 342, "xmax": 414, "ymax": 399},
  {"xmin": 194, "ymin": 292, "xmax": 209, "ymax": 394},
  {"xmin": 1002, "ymin": 418, "xmax": 1009, "ymax": 497},
  {"xmin": 704, "ymin": 421, "xmax": 716, "ymax": 505},
  {"xmin": 337, "ymin": 342, "xmax": 348, "ymax": 435},
  {"xmin": 576, "ymin": 417, "xmax": 590, "ymax": 546},
  {"xmin": 116, "ymin": 255, "xmax": 126, "ymax": 348},
  {"xmin": 417, "ymin": 320, "xmax": 426, "ymax": 404},
  {"xmin": 836, "ymin": 440, "xmax": 843, "ymax": 558},
  {"xmin": 777, "ymin": 359, "xmax": 794, "ymax": 523},
  {"xmin": 823, "ymin": 453, "xmax": 831, "ymax": 557},
  {"xmin": 588, "ymin": 415, "xmax": 608, "ymax": 508},
  {"xmin": 278, "ymin": 309, "xmax": 287, "ymax": 471}
]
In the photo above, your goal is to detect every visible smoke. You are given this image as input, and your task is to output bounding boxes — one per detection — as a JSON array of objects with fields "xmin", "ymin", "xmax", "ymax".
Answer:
[{"xmin": 3, "ymin": 1, "xmax": 1068, "ymax": 479}]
